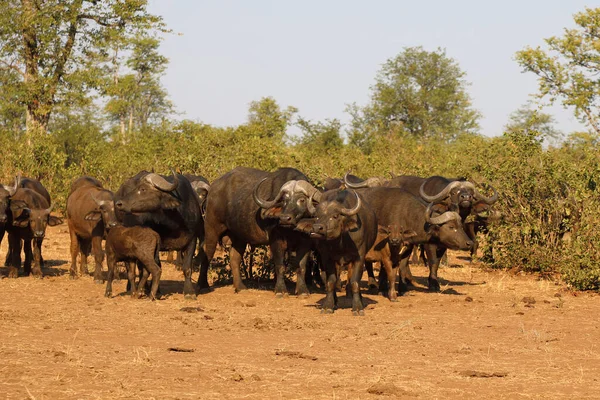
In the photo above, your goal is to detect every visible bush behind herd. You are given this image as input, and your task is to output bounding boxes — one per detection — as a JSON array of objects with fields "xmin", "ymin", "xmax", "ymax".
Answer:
[{"xmin": 2, "ymin": 123, "xmax": 600, "ymax": 291}]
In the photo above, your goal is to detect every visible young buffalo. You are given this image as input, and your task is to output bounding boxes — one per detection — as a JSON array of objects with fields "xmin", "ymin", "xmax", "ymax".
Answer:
[{"xmin": 104, "ymin": 225, "xmax": 162, "ymax": 300}]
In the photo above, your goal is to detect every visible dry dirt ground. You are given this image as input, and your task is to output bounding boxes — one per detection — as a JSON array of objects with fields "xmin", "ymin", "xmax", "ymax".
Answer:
[{"xmin": 1, "ymin": 225, "xmax": 600, "ymax": 399}]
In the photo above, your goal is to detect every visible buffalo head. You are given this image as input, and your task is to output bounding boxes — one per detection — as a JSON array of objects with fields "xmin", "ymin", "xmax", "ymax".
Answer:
[
  {"xmin": 190, "ymin": 180, "xmax": 210, "ymax": 211},
  {"xmin": 378, "ymin": 224, "xmax": 417, "ymax": 247},
  {"xmin": 84, "ymin": 191, "xmax": 119, "ymax": 230},
  {"xmin": 253, "ymin": 179, "xmax": 322, "ymax": 226},
  {"xmin": 420, "ymin": 179, "xmax": 498, "ymax": 212},
  {"xmin": 307, "ymin": 190, "xmax": 362, "ymax": 240},
  {"xmin": 424, "ymin": 203, "xmax": 472, "ymax": 251},
  {"xmin": 115, "ymin": 172, "xmax": 180, "ymax": 213},
  {"xmin": 11, "ymin": 201, "xmax": 63, "ymax": 238}
]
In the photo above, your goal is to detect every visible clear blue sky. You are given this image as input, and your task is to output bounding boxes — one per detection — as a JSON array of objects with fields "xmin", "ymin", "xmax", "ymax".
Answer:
[{"xmin": 148, "ymin": 0, "xmax": 592, "ymax": 137}]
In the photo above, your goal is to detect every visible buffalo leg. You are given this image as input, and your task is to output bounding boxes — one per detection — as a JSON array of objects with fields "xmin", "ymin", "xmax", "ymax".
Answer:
[
  {"xmin": 194, "ymin": 243, "xmax": 210, "ymax": 292},
  {"xmin": 104, "ymin": 250, "xmax": 116, "ymax": 297},
  {"xmin": 69, "ymin": 231, "xmax": 80, "ymax": 279},
  {"xmin": 380, "ymin": 258, "xmax": 398, "ymax": 301},
  {"xmin": 424, "ymin": 244, "xmax": 445, "ymax": 291},
  {"xmin": 91, "ymin": 235, "xmax": 104, "ymax": 283},
  {"xmin": 396, "ymin": 248, "xmax": 413, "ymax": 293},
  {"xmin": 198, "ymin": 231, "xmax": 221, "ymax": 292},
  {"xmin": 143, "ymin": 256, "xmax": 161, "ymax": 300},
  {"xmin": 23, "ymin": 239, "xmax": 32, "ymax": 276},
  {"xmin": 181, "ymin": 237, "xmax": 198, "ymax": 299},
  {"xmin": 8, "ymin": 233, "xmax": 21, "ymax": 278},
  {"xmin": 270, "ymin": 238, "xmax": 287, "ymax": 296},
  {"xmin": 321, "ymin": 259, "xmax": 337, "ymax": 314},
  {"xmin": 79, "ymin": 238, "xmax": 90, "ymax": 276},
  {"xmin": 31, "ymin": 238, "xmax": 43, "ymax": 278},
  {"xmin": 365, "ymin": 261, "xmax": 377, "ymax": 289},
  {"xmin": 229, "ymin": 239, "xmax": 248, "ymax": 293},
  {"xmin": 349, "ymin": 260, "xmax": 365, "ymax": 316},
  {"xmin": 126, "ymin": 261, "xmax": 137, "ymax": 297},
  {"xmin": 136, "ymin": 265, "xmax": 150, "ymax": 299},
  {"xmin": 292, "ymin": 241, "xmax": 311, "ymax": 296}
]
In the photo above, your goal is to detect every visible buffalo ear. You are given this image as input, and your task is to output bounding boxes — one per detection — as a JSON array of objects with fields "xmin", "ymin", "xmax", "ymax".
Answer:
[
  {"xmin": 48, "ymin": 215, "xmax": 63, "ymax": 226},
  {"xmin": 13, "ymin": 219, "xmax": 29, "ymax": 228},
  {"xmin": 294, "ymin": 218, "xmax": 315, "ymax": 234},
  {"xmin": 162, "ymin": 197, "xmax": 181, "ymax": 210},
  {"xmin": 84, "ymin": 211, "xmax": 102, "ymax": 221},
  {"xmin": 345, "ymin": 216, "xmax": 359, "ymax": 231},
  {"xmin": 377, "ymin": 225, "xmax": 390, "ymax": 235},
  {"xmin": 261, "ymin": 206, "xmax": 282, "ymax": 219},
  {"xmin": 402, "ymin": 229, "xmax": 418, "ymax": 239}
]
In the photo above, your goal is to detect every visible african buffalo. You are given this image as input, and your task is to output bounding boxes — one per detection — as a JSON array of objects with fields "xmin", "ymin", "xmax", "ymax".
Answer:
[
  {"xmin": 7, "ymin": 187, "xmax": 63, "ymax": 278},
  {"xmin": 114, "ymin": 171, "xmax": 204, "ymax": 299},
  {"xmin": 104, "ymin": 225, "xmax": 162, "ymax": 300},
  {"xmin": 0, "ymin": 176, "xmax": 18, "ymax": 254},
  {"xmin": 301, "ymin": 189, "xmax": 377, "ymax": 315},
  {"xmin": 201, "ymin": 167, "xmax": 315, "ymax": 296},
  {"xmin": 354, "ymin": 187, "xmax": 473, "ymax": 292},
  {"xmin": 66, "ymin": 176, "xmax": 118, "ymax": 281}
]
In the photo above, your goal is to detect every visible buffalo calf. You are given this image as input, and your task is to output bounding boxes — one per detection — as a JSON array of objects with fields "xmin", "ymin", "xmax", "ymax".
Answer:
[{"xmin": 104, "ymin": 226, "xmax": 162, "ymax": 300}]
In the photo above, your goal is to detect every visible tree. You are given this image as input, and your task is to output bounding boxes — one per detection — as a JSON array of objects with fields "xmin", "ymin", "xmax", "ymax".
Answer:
[
  {"xmin": 516, "ymin": 7, "xmax": 600, "ymax": 135},
  {"xmin": 295, "ymin": 117, "xmax": 344, "ymax": 149},
  {"xmin": 0, "ymin": 0, "xmax": 165, "ymax": 138},
  {"xmin": 104, "ymin": 34, "xmax": 173, "ymax": 142},
  {"xmin": 244, "ymin": 97, "xmax": 297, "ymax": 142},
  {"xmin": 348, "ymin": 46, "xmax": 480, "ymax": 151},
  {"xmin": 505, "ymin": 103, "xmax": 562, "ymax": 142}
]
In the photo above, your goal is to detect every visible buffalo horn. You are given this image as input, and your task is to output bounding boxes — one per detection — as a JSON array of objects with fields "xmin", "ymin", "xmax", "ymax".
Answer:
[
  {"xmin": 473, "ymin": 184, "xmax": 498, "ymax": 205},
  {"xmin": 293, "ymin": 180, "xmax": 322, "ymax": 202},
  {"xmin": 145, "ymin": 171, "xmax": 179, "ymax": 192},
  {"xmin": 419, "ymin": 180, "xmax": 462, "ymax": 203},
  {"xmin": 340, "ymin": 190, "xmax": 362, "ymax": 216},
  {"xmin": 90, "ymin": 192, "xmax": 107, "ymax": 208},
  {"xmin": 191, "ymin": 180, "xmax": 211, "ymax": 192},
  {"xmin": 307, "ymin": 191, "xmax": 318, "ymax": 215},
  {"xmin": 253, "ymin": 178, "xmax": 285, "ymax": 209},
  {"xmin": 425, "ymin": 203, "xmax": 461, "ymax": 225},
  {"xmin": 343, "ymin": 172, "xmax": 369, "ymax": 189}
]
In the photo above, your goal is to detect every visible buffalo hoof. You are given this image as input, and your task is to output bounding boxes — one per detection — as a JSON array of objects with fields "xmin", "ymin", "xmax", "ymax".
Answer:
[
  {"xmin": 352, "ymin": 310, "xmax": 365, "ymax": 316},
  {"xmin": 234, "ymin": 283, "xmax": 247, "ymax": 293},
  {"xmin": 8, "ymin": 269, "xmax": 18, "ymax": 279},
  {"xmin": 428, "ymin": 279, "xmax": 441, "ymax": 292},
  {"xmin": 368, "ymin": 277, "xmax": 377, "ymax": 289},
  {"xmin": 389, "ymin": 296, "xmax": 398, "ymax": 303},
  {"xmin": 104, "ymin": 291, "xmax": 112, "ymax": 298},
  {"xmin": 298, "ymin": 292, "xmax": 310, "ymax": 298},
  {"xmin": 197, "ymin": 287, "xmax": 211, "ymax": 295},
  {"xmin": 94, "ymin": 279, "xmax": 103, "ymax": 284},
  {"xmin": 320, "ymin": 308, "xmax": 334, "ymax": 314},
  {"xmin": 184, "ymin": 293, "xmax": 197, "ymax": 301},
  {"xmin": 69, "ymin": 274, "xmax": 78, "ymax": 280}
]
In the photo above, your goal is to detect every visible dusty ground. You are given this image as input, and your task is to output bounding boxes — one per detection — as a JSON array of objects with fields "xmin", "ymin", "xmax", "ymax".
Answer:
[{"xmin": 0, "ymin": 225, "xmax": 599, "ymax": 399}]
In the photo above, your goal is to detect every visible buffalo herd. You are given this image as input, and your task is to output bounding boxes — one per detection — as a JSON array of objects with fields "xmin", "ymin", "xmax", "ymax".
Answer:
[{"xmin": 0, "ymin": 168, "xmax": 498, "ymax": 316}]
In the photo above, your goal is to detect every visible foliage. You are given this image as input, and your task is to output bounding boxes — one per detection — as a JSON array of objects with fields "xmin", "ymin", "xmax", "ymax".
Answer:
[
  {"xmin": 348, "ymin": 46, "xmax": 481, "ymax": 152},
  {"xmin": 515, "ymin": 7, "xmax": 600, "ymax": 135},
  {"xmin": 505, "ymin": 103, "xmax": 562, "ymax": 143}
]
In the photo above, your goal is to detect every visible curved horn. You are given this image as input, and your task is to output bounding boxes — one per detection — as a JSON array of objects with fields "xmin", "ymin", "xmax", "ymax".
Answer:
[
  {"xmin": 90, "ymin": 192, "xmax": 107, "ymax": 207},
  {"xmin": 191, "ymin": 181, "xmax": 211, "ymax": 192},
  {"xmin": 44, "ymin": 205, "xmax": 53, "ymax": 214},
  {"xmin": 4, "ymin": 174, "xmax": 19, "ymax": 196},
  {"xmin": 425, "ymin": 203, "xmax": 461, "ymax": 225},
  {"xmin": 294, "ymin": 181, "xmax": 322, "ymax": 202},
  {"xmin": 343, "ymin": 172, "xmax": 370, "ymax": 189},
  {"xmin": 307, "ymin": 191, "xmax": 318, "ymax": 215},
  {"xmin": 253, "ymin": 178, "xmax": 285, "ymax": 209},
  {"xmin": 340, "ymin": 190, "xmax": 361, "ymax": 216},
  {"xmin": 419, "ymin": 180, "xmax": 462, "ymax": 203},
  {"xmin": 473, "ymin": 184, "xmax": 498, "ymax": 205},
  {"xmin": 145, "ymin": 171, "xmax": 179, "ymax": 192}
]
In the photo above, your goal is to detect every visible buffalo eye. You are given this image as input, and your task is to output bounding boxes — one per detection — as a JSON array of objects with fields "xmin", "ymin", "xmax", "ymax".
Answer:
[{"xmin": 298, "ymin": 198, "xmax": 305, "ymax": 204}]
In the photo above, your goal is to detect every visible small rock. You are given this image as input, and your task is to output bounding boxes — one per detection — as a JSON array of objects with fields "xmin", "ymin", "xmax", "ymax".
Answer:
[
  {"xmin": 465, "ymin": 296, "xmax": 473, "ymax": 302},
  {"xmin": 250, "ymin": 374, "xmax": 261, "ymax": 382},
  {"xmin": 203, "ymin": 315, "xmax": 213, "ymax": 320},
  {"xmin": 554, "ymin": 293, "xmax": 562, "ymax": 298},
  {"xmin": 180, "ymin": 306, "xmax": 203, "ymax": 313},
  {"xmin": 233, "ymin": 300, "xmax": 243, "ymax": 307},
  {"xmin": 230, "ymin": 373, "xmax": 244, "ymax": 382},
  {"xmin": 543, "ymin": 300, "xmax": 551, "ymax": 304},
  {"xmin": 522, "ymin": 296, "xmax": 536, "ymax": 305},
  {"xmin": 245, "ymin": 300, "xmax": 257, "ymax": 307},
  {"xmin": 515, "ymin": 311, "xmax": 524, "ymax": 315}
]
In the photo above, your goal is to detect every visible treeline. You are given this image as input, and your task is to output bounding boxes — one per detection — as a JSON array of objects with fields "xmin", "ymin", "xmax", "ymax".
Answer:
[{"xmin": 1, "ymin": 116, "xmax": 600, "ymax": 290}]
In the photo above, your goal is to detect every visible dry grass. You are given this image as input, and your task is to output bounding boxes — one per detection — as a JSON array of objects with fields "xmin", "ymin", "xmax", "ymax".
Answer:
[{"xmin": 0, "ymin": 225, "xmax": 599, "ymax": 399}]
